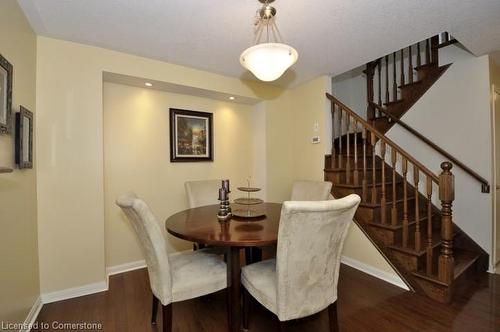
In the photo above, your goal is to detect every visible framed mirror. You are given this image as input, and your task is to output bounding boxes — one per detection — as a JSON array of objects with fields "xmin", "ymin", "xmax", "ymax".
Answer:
[
  {"xmin": 0, "ymin": 53, "xmax": 13, "ymax": 134},
  {"xmin": 15, "ymin": 106, "xmax": 33, "ymax": 169}
]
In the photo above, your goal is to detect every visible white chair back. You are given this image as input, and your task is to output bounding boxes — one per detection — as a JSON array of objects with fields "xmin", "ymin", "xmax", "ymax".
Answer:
[
  {"xmin": 116, "ymin": 192, "xmax": 172, "ymax": 305},
  {"xmin": 275, "ymin": 194, "xmax": 360, "ymax": 321},
  {"xmin": 291, "ymin": 180, "xmax": 333, "ymax": 201},
  {"xmin": 185, "ymin": 179, "xmax": 221, "ymax": 208}
]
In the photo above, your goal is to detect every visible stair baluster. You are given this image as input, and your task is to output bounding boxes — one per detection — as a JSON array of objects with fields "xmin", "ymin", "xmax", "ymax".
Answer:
[
  {"xmin": 366, "ymin": 62, "xmax": 376, "ymax": 121},
  {"xmin": 402, "ymin": 157, "xmax": 409, "ymax": 247},
  {"xmin": 346, "ymin": 113, "xmax": 351, "ymax": 184},
  {"xmin": 371, "ymin": 132, "xmax": 377, "ymax": 204},
  {"xmin": 414, "ymin": 165, "xmax": 421, "ymax": 251},
  {"xmin": 426, "ymin": 175, "xmax": 433, "ymax": 275},
  {"xmin": 408, "ymin": 45, "xmax": 413, "ymax": 84},
  {"xmin": 438, "ymin": 162, "xmax": 455, "ymax": 283},
  {"xmin": 400, "ymin": 49, "xmax": 405, "ymax": 86},
  {"xmin": 362, "ymin": 128, "xmax": 368, "ymax": 202},
  {"xmin": 417, "ymin": 42, "xmax": 421, "ymax": 68},
  {"xmin": 385, "ymin": 55, "xmax": 390, "ymax": 104},
  {"xmin": 377, "ymin": 61, "xmax": 382, "ymax": 107},
  {"xmin": 380, "ymin": 141, "xmax": 387, "ymax": 224},
  {"xmin": 392, "ymin": 52, "xmax": 397, "ymax": 101},
  {"xmin": 391, "ymin": 148, "xmax": 398, "ymax": 226},
  {"xmin": 330, "ymin": 102, "xmax": 336, "ymax": 169},
  {"xmin": 338, "ymin": 105, "xmax": 343, "ymax": 169},
  {"xmin": 425, "ymin": 38, "xmax": 431, "ymax": 65},
  {"xmin": 353, "ymin": 120, "xmax": 359, "ymax": 185},
  {"xmin": 431, "ymin": 35, "xmax": 439, "ymax": 64}
]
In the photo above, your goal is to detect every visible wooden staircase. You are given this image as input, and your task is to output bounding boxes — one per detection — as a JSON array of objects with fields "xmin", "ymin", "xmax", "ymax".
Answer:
[
  {"xmin": 324, "ymin": 34, "xmax": 488, "ymax": 303},
  {"xmin": 365, "ymin": 34, "xmax": 454, "ymax": 134}
]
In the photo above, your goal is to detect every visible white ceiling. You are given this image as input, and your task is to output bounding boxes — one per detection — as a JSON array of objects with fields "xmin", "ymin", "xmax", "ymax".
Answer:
[{"xmin": 18, "ymin": 0, "xmax": 500, "ymax": 87}]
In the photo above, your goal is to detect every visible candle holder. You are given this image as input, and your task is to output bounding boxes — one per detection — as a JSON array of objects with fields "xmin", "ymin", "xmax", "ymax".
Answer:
[
  {"xmin": 217, "ymin": 180, "xmax": 232, "ymax": 222},
  {"xmin": 217, "ymin": 198, "xmax": 232, "ymax": 221}
]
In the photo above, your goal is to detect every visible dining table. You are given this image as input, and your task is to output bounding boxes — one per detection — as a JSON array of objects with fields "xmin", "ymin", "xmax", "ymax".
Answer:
[{"xmin": 165, "ymin": 202, "xmax": 282, "ymax": 332}]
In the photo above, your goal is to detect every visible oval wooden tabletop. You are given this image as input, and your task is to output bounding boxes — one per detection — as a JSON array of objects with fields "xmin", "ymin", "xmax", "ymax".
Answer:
[{"xmin": 165, "ymin": 203, "xmax": 282, "ymax": 247}]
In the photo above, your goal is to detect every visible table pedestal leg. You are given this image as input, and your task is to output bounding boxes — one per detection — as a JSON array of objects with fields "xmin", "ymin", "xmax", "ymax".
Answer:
[{"xmin": 227, "ymin": 247, "xmax": 241, "ymax": 332}]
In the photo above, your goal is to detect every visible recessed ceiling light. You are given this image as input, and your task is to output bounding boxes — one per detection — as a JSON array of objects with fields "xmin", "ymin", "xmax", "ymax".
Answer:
[
  {"xmin": 145, "ymin": 82, "xmax": 153, "ymax": 87},
  {"xmin": 229, "ymin": 96, "xmax": 235, "ymax": 100}
]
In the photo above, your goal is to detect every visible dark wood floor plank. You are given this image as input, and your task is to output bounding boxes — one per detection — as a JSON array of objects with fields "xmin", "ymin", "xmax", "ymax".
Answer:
[{"xmin": 33, "ymin": 265, "xmax": 500, "ymax": 332}]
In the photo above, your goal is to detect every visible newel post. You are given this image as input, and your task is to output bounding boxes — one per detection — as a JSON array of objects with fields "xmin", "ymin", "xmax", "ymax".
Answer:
[{"xmin": 438, "ymin": 162, "xmax": 455, "ymax": 283}]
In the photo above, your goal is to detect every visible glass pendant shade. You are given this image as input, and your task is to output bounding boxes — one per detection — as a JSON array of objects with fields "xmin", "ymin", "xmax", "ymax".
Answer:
[{"xmin": 240, "ymin": 43, "xmax": 298, "ymax": 82}]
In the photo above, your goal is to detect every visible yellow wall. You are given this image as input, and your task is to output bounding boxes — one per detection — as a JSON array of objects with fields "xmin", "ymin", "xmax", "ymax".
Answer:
[
  {"xmin": 0, "ymin": 0, "xmax": 39, "ymax": 324},
  {"xmin": 36, "ymin": 36, "xmax": 284, "ymax": 293},
  {"xmin": 292, "ymin": 77, "xmax": 399, "ymax": 276},
  {"xmin": 103, "ymin": 82, "xmax": 265, "ymax": 267}
]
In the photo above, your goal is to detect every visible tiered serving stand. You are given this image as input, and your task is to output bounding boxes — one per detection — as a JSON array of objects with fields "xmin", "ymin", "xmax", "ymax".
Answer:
[{"xmin": 232, "ymin": 186, "xmax": 265, "ymax": 218}]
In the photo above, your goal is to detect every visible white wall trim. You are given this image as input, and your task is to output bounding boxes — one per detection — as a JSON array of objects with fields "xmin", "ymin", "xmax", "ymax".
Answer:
[
  {"xmin": 106, "ymin": 259, "xmax": 146, "ymax": 277},
  {"xmin": 41, "ymin": 281, "xmax": 108, "ymax": 304},
  {"xmin": 341, "ymin": 255, "xmax": 410, "ymax": 291},
  {"xmin": 20, "ymin": 296, "xmax": 43, "ymax": 332}
]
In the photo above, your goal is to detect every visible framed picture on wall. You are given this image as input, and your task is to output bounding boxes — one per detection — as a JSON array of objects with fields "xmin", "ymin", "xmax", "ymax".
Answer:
[
  {"xmin": 15, "ymin": 106, "xmax": 33, "ymax": 169},
  {"xmin": 0, "ymin": 53, "xmax": 13, "ymax": 134},
  {"xmin": 169, "ymin": 108, "xmax": 213, "ymax": 162}
]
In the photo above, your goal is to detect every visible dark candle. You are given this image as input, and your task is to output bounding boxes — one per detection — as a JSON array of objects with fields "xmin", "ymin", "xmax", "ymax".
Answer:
[
  {"xmin": 222, "ymin": 179, "xmax": 230, "ymax": 193},
  {"xmin": 219, "ymin": 188, "xmax": 226, "ymax": 201}
]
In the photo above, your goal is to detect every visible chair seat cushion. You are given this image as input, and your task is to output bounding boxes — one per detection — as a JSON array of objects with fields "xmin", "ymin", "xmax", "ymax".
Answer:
[
  {"xmin": 241, "ymin": 259, "xmax": 278, "ymax": 315},
  {"xmin": 170, "ymin": 249, "xmax": 227, "ymax": 303}
]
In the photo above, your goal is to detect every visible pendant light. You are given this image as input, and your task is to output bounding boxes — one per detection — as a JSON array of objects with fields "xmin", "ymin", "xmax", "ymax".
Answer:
[{"xmin": 240, "ymin": 0, "xmax": 298, "ymax": 82}]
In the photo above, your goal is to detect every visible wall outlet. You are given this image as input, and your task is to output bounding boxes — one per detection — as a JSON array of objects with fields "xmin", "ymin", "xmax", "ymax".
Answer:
[{"xmin": 311, "ymin": 136, "xmax": 321, "ymax": 144}]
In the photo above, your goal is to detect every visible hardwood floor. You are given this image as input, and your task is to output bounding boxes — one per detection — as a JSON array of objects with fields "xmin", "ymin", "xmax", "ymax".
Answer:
[{"xmin": 34, "ymin": 264, "xmax": 499, "ymax": 332}]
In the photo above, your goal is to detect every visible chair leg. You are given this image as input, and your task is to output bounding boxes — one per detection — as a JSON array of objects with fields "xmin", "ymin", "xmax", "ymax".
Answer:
[
  {"xmin": 151, "ymin": 295, "xmax": 159, "ymax": 324},
  {"xmin": 162, "ymin": 304, "xmax": 172, "ymax": 332},
  {"xmin": 243, "ymin": 288, "xmax": 250, "ymax": 330},
  {"xmin": 226, "ymin": 288, "xmax": 232, "ymax": 331},
  {"xmin": 328, "ymin": 302, "xmax": 339, "ymax": 332},
  {"xmin": 278, "ymin": 320, "xmax": 287, "ymax": 332}
]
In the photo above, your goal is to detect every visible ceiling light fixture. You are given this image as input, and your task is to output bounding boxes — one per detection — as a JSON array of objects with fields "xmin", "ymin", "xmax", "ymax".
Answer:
[
  {"xmin": 145, "ymin": 82, "xmax": 153, "ymax": 87},
  {"xmin": 229, "ymin": 96, "xmax": 235, "ymax": 100},
  {"xmin": 240, "ymin": 0, "xmax": 298, "ymax": 82}
]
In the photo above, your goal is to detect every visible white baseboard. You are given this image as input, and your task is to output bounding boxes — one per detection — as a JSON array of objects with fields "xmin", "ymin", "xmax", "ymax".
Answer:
[
  {"xmin": 20, "ymin": 296, "xmax": 43, "ymax": 332},
  {"xmin": 341, "ymin": 255, "xmax": 410, "ymax": 290},
  {"xmin": 106, "ymin": 259, "xmax": 146, "ymax": 276},
  {"xmin": 41, "ymin": 281, "xmax": 108, "ymax": 304},
  {"xmin": 38, "ymin": 261, "xmax": 146, "ymax": 306}
]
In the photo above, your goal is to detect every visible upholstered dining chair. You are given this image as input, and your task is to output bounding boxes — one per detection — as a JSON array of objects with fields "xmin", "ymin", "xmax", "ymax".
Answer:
[
  {"xmin": 116, "ymin": 192, "xmax": 227, "ymax": 332},
  {"xmin": 185, "ymin": 179, "xmax": 221, "ymax": 208},
  {"xmin": 185, "ymin": 179, "xmax": 222, "ymax": 251},
  {"xmin": 291, "ymin": 180, "xmax": 333, "ymax": 201},
  {"xmin": 241, "ymin": 194, "xmax": 361, "ymax": 331}
]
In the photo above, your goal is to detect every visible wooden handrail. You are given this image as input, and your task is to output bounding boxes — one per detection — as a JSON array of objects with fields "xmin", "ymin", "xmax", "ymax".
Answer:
[
  {"xmin": 369, "ymin": 101, "xmax": 490, "ymax": 193},
  {"xmin": 326, "ymin": 93, "xmax": 439, "ymax": 183}
]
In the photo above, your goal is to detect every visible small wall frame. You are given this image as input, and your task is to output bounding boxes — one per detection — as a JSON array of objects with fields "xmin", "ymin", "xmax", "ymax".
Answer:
[
  {"xmin": 15, "ymin": 106, "xmax": 33, "ymax": 169},
  {"xmin": 0, "ymin": 53, "xmax": 13, "ymax": 134}
]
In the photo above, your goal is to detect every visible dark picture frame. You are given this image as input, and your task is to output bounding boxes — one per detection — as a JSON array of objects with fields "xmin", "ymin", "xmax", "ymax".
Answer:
[
  {"xmin": 169, "ymin": 108, "xmax": 213, "ymax": 162},
  {"xmin": 0, "ymin": 53, "xmax": 13, "ymax": 134},
  {"xmin": 15, "ymin": 106, "xmax": 33, "ymax": 169}
]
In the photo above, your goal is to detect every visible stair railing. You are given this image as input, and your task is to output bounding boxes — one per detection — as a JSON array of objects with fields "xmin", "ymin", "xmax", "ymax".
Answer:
[
  {"xmin": 370, "ymin": 102, "xmax": 490, "ymax": 193},
  {"xmin": 366, "ymin": 35, "xmax": 439, "ymax": 122},
  {"xmin": 327, "ymin": 93, "xmax": 455, "ymax": 283}
]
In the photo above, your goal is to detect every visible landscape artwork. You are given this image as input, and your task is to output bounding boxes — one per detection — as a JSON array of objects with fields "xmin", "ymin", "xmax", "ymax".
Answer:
[{"xmin": 169, "ymin": 108, "xmax": 213, "ymax": 162}]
